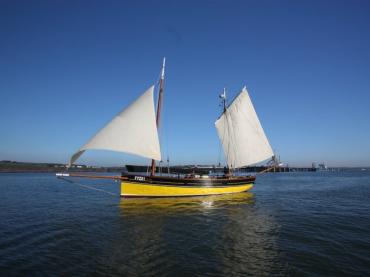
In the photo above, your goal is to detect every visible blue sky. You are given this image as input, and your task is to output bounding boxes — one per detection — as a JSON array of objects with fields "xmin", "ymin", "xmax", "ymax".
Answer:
[{"xmin": 1, "ymin": 0, "xmax": 370, "ymax": 167}]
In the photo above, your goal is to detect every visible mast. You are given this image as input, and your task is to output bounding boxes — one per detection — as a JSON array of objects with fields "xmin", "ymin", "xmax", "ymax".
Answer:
[
  {"xmin": 219, "ymin": 88, "xmax": 227, "ymax": 114},
  {"xmin": 221, "ymin": 88, "xmax": 227, "ymax": 112},
  {"xmin": 151, "ymin": 57, "xmax": 166, "ymax": 176},
  {"xmin": 219, "ymin": 88, "xmax": 232, "ymax": 175}
]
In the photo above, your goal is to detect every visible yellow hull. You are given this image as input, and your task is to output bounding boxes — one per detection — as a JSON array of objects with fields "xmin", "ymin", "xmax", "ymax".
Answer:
[{"xmin": 121, "ymin": 181, "xmax": 253, "ymax": 197}]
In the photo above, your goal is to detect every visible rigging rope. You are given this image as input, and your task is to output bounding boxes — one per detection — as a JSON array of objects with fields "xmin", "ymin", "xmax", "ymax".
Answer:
[
  {"xmin": 58, "ymin": 177, "xmax": 118, "ymax": 197},
  {"xmin": 257, "ymin": 165, "xmax": 276, "ymax": 175}
]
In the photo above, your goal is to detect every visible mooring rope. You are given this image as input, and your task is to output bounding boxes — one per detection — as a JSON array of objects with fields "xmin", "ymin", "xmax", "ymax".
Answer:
[{"xmin": 58, "ymin": 177, "xmax": 118, "ymax": 197}]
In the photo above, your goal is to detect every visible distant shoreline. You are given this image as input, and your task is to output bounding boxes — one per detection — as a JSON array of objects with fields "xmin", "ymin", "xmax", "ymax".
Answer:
[
  {"xmin": 1, "ymin": 160, "xmax": 369, "ymax": 174},
  {"xmin": 0, "ymin": 161, "xmax": 125, "ymax": 173}
]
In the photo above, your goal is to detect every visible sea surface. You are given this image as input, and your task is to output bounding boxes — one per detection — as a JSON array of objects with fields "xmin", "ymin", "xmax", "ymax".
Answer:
[{"xmin": 0, "ymin": 171, "xmax": 369, "ymax": 276}]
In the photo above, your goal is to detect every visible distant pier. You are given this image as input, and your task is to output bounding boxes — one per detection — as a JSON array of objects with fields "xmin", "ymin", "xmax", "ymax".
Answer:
[{"xmin": 240, "ymin": 166, "xmax": 316, "ymax": 173}]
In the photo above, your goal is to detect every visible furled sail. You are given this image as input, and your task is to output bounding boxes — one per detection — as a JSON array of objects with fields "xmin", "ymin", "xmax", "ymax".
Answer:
[
  {"xmin": 69, "ymin": 85, "xmax": 161, "ymax": 165},
  {"xmin": 215, "ymin": 86, "xmax": 273, "ymax": 168}
]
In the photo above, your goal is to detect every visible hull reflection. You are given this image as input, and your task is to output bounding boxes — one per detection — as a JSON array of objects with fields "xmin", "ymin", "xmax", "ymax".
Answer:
[
  {"xmin": 111, "ymin": 191, "xmax": 282, "ymax": 275},
  {"xmin": 119, "ymin": 192, "xmax": 255, "ymax": 215}
]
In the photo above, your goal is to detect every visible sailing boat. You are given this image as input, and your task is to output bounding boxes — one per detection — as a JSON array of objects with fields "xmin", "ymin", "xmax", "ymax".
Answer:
[{"xmin": 66, "ymin": 58, "xmax": 273, "ymax": 197}]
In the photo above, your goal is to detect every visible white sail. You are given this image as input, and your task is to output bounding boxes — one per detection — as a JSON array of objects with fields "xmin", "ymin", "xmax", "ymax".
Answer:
[
  {"xmin": 215, "ymin": 86, "xmax": 273, "ymax": 168},
  {"xmin": 70, "ymin": 85, "xmax": 161, "ymax": 165}
]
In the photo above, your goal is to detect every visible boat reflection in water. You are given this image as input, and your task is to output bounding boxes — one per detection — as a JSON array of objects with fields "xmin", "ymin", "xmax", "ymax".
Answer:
[
  {"xmin": 112, "ymin": 192, "xmax": 283, "ymax": 275},
  {"xmin": 118, "ymin": 192, "xmax": 255, "ymax": 215}
]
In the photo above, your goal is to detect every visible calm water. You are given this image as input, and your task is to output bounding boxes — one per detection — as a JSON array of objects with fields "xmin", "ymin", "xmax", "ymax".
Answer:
[{"xmin": 0, "ymin": 171, "xmax": 370, "ymax": 276}]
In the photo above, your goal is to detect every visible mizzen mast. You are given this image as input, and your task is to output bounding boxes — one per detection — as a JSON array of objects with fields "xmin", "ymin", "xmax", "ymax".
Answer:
[
  {"xmin": 151, "ymin": 57, "xmax": 166, "ymax": 176},
  {"xmin": 220, "ymin": 88, "xmax": 227, "ymax": 112}
]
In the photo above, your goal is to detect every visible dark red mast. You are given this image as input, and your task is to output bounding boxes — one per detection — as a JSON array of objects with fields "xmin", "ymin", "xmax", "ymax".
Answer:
[{"xmin": 151, "ymin": 58, "xmax": 166, "ymax": 176}]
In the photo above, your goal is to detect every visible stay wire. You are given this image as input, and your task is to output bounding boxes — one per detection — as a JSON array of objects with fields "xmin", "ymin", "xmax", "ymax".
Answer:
[{"xmin": 58, "ymin": 177, "xmax": 118, "ymax": 197}]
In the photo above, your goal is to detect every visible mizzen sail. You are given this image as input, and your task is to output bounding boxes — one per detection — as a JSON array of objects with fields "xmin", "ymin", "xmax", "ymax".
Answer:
[
  {"xmin": 69, "ymin": 85, "xmax": 161, "ymax": 165},
  {"xmin": 215, "ymin": 86, "xmax": 273, "ymax": 168}
]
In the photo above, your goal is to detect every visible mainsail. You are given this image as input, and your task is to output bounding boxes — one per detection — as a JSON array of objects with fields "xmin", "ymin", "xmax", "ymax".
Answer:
[
  {"xmin": 215, "ymin": 86, "xmax": 273, "ymax": 168},
  {"xmin": 69, "ymin": 85, "xmax": 161, "ymax": 165}
]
